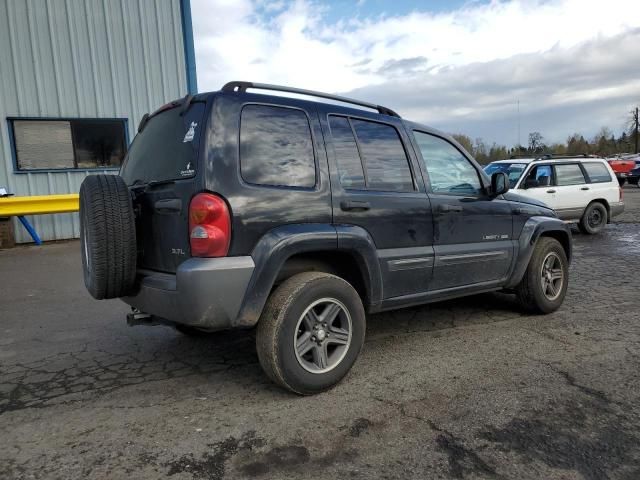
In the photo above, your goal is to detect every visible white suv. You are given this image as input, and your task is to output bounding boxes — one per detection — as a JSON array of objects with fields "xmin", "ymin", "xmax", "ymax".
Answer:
[{"xmin": 484, "ymin": 155, "xmax": 624, "ymax": 234}]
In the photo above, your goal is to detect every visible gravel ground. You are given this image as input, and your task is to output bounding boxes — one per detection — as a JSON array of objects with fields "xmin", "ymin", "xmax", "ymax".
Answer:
[{"xmin": 1, "ymin": 188, "xmax": 639, "ymax": 480}]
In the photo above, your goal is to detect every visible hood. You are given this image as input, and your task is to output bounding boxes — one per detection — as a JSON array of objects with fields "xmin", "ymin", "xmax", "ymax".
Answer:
[{"xmin": 503, "ymin": 191, "xmax": 555, "ymax": 213}]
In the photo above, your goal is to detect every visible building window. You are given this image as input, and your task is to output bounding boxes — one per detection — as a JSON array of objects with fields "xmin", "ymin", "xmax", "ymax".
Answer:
[
  {"xmin": 240, "ymin": 105, "xmax": 316, "ymax": 188},
  {"xmin": 10, "ymin": 119, "xmax": 127, "ymax": 171}
]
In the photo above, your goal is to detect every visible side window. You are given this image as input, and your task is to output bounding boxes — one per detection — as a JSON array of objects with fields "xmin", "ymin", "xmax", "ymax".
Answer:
[
  {"xmin": 328, "ymin": 116, "xmax": 365, "ymax": 189},
  {"xmin": 351, "ymin": 119, "xmax": 414, "ymax": 192},
  {"xmin": 522, "ymin": 164, "xmax": 553, "ymax": 188},
  {"xmin": 583, "ymin": 162, "xmax": 612, "ymax": 183},
  {"xmin": 240, "ymin": 105, "xmax": 315, "ymax": 188},
  {"xmin": 413, "ymin": 131, "xmax": 482, "ymax": 195},
  {"xmin": 555, "ymin": 164, "xmax": 586, "ymax": 186}
]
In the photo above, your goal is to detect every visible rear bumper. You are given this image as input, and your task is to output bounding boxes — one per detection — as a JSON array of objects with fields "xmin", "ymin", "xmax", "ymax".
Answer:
[
  {"xmin": 610, "ymin": 201, "xmax": 625, "ymax": 218},
  {"xmin": 121, "ymin": 256, "xmax": 255, "ymax": 331}
]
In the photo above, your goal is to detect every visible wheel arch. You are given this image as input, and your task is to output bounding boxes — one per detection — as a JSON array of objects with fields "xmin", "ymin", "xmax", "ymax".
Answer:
[
  {"xmin": 234, "ymin": 223, "xmax": 382, "ymax": 328},
  {"xmin": 505, "ymin": 216, "xmax": 572, "ymax": 288}
]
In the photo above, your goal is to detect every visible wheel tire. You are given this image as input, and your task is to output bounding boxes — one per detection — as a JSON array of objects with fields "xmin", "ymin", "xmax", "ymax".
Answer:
[
  {"xmin": 256, "ymin": 272, "xmax": 366, "ymax": 395},
  {"xmin": 516, "ymin": 237, "xmax": 569, "ymax": 314},
  {"xmin": 79, "ymin": 174, "xmax": 137, "ymax": 300},
  {"xmin": 578, "ymin": 202, "xmax": 608, "ymax": 235}
]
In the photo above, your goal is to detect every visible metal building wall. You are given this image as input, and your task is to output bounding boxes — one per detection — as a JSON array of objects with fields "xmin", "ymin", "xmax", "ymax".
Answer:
[{"xmin": 0, "ymin": 0, "xmax": 189, "ymax": 243}]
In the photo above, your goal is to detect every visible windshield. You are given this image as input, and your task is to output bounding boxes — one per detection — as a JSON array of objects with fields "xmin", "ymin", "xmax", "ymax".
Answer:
[
  {"xmin": 120, "ymin": 102, "xmax": 205, "ymax": 185},
  {"xmin": 484, "ymin": 162, "xmax": 526, "ymax": 187}
]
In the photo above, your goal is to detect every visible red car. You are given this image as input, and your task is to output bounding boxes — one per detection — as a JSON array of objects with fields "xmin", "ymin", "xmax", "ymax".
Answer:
[{"xmin": 607, "ymin": 156, "xmax": 637, "ymax": 185}]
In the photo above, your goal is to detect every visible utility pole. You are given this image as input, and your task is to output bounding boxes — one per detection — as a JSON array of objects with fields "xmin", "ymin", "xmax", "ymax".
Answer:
[
  {"xmin": 517, "ymin": 100, "xmax": 521, "ymax": 150},
  {"xmin": 635, "ymin": 107, "xmax": 639, "ymax": 154}
]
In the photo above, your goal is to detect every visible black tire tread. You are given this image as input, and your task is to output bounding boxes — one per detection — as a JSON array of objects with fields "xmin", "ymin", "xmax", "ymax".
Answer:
[
  {"xmin": 579, "ymin": 201, "xmax": 607, "ymax": 235},
  {"xmin": 516, "ymin": 237, "xmax": 568, "ymax": 314},
  {"xmin": 256, "ymin": 272, "xmax": 363, "ymax": 395},
  {"xmin": 80, "ymin": 174, "xmax": 136, "ymax": 299}
]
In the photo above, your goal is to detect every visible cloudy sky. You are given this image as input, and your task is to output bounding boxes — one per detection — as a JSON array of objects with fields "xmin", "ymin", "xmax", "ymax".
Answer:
[{"xmin": 191, "ymin": 0, "xmax": 640, "ymax": 147}]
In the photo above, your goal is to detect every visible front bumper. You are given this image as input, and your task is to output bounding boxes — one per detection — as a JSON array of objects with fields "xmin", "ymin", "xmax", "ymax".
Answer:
[
  {"xmin": 610, "ymin": 201, "xmax": 625, "ymax": 218},
  {"xmin": 122, "ymin": 256, "xmax": 255, "ymax": 331}
]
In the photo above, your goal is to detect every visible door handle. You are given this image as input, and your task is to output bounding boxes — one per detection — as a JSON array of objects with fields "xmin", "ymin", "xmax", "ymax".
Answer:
[
  {"xmin": 546, "ymin": 189, "xmax": 556, "ymax": 194},
  {"xmin": 581, "ymin": 186, "xmax": 590, "ymax": 190},
  {"xmin": 154, "ymin": 198, "xmax": 182, "ymax": 214},
  {"xmin": 439, "ymin": 204, "xmax": 463, "ymax": 213},
  {"xmin": 340, "ymin": 200, "xmax": 370, "ymax": 211}
]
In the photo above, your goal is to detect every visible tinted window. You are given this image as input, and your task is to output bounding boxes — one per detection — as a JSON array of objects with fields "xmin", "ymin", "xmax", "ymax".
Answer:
[
  {"xmin": 12, "ymin": 119, "xmax": 126, "ymax": 170},
  {"xmin": 351, "ymin": 119, "xmax": 414, "ymax": 192},
  {"xmin": 121, "ymin": 103, "xmax": 204, "ymax": 185},
  {"xmin": 555, "ymin": 164, "xmax": 585, "ymax": 186},
  {"xmin": 328, "ymin": 116, "xmax": 365, "ymax": 189},
  {"xmin": 240, "ymin": 105, "xmax": 315, "ymax": 188},
  {"xmin": 414, "ymin": 131, "xmax": 481, "ymax": 195},
  {"xmin": 583, "ymin": 162, "xmax": 612, "ymax": 183}
]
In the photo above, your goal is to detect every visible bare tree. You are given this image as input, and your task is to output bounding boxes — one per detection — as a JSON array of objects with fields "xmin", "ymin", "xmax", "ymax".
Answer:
[{"xmin": 528, "ymin": 132, "xmax": 544, "ymax": 153}]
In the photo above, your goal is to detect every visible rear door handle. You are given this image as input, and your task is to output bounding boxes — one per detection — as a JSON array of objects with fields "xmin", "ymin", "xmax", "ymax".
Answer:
[
  {"xmin": 154, "ymin": 198, "xmax": 182, "ymax": 214},
  {"xmin": 546, "ymin": 189, "xmax": 556, "ymax": 194},
  {"xmin": 340, "ymin": 200, "xmax": 370, "ymax": 211},
  {"xmin": 439, "ymin": 204, "xmax": 463, "ymax": 213},
  {"xmin": 581, "ymin": 186, "xmax": 590, "ymax": 190}
]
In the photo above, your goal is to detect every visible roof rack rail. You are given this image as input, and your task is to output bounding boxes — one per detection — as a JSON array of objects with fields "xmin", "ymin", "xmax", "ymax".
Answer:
[
  {"xmin": 533, "ymin": 153, "xmax": 600, "ymax": 161},
  {"xmin": 221, "ymin": 81, "xmax": 401, "ymax": 118}
]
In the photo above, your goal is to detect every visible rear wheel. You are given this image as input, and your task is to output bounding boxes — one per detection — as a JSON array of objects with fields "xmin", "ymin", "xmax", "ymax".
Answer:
[
  {"xmin": 256, "ymin": 272, "xmax": 366, "ymax": 395},
  {"xmin": 578, "ymin": 202, "xmax": 607, "ymax": 235},
  {"xmin": 516, "ymin": 237, "xmax": 569, "ymax": 314},
  {"xmin": 80, "ymin": 174, "xmax": 137, "ymax": 299}
]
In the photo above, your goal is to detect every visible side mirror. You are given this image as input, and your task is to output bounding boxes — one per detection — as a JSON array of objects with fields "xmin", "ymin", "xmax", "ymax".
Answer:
[
  {"xmin": 524, "ymin": 178, "xmax": 538, "ymax": 189},
  {"xmin": 491, "ymin": 172, "xmax": 509, "ymax": 196}
]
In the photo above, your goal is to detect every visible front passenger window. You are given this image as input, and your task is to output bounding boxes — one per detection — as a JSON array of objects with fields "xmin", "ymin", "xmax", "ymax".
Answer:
[
  {"xmin": 413, "ymin": 131, "xmax": 482, "ymax": 195},
  {"xmin": 522, "ymin": 165, "xmax": 552, "ymax": 188}
]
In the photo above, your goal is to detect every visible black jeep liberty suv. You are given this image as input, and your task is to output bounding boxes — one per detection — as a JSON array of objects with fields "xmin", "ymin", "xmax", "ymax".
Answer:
[{"xmin": 80, "ymin": 81, "xmax": 572, "ymax": 395}]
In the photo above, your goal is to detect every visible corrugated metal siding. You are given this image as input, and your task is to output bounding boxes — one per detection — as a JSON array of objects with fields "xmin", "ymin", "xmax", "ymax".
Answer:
[{"xmin": 0, "ymin": 0, "xmax": 187, "ymax": 243}]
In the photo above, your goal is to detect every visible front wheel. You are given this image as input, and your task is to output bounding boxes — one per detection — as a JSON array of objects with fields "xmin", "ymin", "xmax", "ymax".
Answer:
[
  {"xmin": 256, "ymin": 272, "xmax": 366, "ymax": 395},
  {"xmin": 516, "ymin": 237, "xmax": 569, "ymax": 314},
  {"xmin": 578, "ymin": 202, "xmax": 607, "ymax": 235}
]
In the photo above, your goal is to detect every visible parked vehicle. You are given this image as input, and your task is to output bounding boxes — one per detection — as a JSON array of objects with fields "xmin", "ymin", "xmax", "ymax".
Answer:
[
  {"xmin": 627, "ymin": 163, "xmax": 640, "ymax": 187},
  {"xmin": 484, "ymin": 155, "xmax": 624, "ymax": 234},
  {"xmin": 80, "ymin": 82, "xmax": 572, "ymax": 394},
  {"xmin": 606, "ymin": 155, "xmax": 637, "ymax": 186}
]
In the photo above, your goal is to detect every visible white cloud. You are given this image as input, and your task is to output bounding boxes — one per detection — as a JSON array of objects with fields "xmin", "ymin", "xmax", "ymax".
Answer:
[{"xmin": 191, "ymin": 0, "xmax": 640, "ymax": 144}]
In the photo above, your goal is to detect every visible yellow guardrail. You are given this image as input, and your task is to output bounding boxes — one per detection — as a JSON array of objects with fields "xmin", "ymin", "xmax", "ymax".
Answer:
[{"xmin": 0, "ymin": 194, "xmax": 79, "ymax": 216}]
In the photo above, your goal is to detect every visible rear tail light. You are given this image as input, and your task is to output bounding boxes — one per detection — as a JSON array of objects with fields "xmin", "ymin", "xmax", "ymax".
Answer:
[{"xmin": 189, "ymin": 193, "xmax": 231, "ymax": 257}]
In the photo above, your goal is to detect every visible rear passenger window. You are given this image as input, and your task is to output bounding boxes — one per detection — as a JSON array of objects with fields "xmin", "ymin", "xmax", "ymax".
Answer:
[
  {"xmin": 555, "ymin": 164, "xmax": 585, "ymax": 186},
  {"xmin": 350, "ymin": 119, "xmax": 414, "ymax": 191},
  {"xmin": 328, "ymin": 116, "xmax": 365, "ymax": 189},
  {"xmin": 240, "ymin": 105, "xmax": 315, "ymax": 188},
  {"xmin": 583, "ymin": 162, "xmax": 612, "ymax": 183}
]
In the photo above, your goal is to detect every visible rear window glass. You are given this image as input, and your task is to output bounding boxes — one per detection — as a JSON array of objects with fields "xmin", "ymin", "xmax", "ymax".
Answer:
[
  {"xmin": 555, "ymin": 164, "xmax": 585, "ymax": 186},
  {"xmin": 240, "ymin": 105, "xmax": 315, "ymax": 188},
  {"xmin": 328, "ymin": 116, "xmax": 365, "ymax": 189},
  {"xmin": 583, "ymin": 162, "xmax": 612, "ymax": 183},
  {"xmin": 120, "ymin": 102, "xmax": 205, "ymax": 185},
  {"xmin": 351, "ymin": 119, "xmax": 414, "ymax": 192}
]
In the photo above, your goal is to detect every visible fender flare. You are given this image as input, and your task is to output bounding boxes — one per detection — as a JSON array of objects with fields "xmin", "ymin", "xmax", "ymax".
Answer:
[
  {"xmin": 505, "ymin": 216, "xmax": 572, "ymax": 288},
  {"xmin": 234, "ymin": 223, "xmax": 383, "ymax": 327}
]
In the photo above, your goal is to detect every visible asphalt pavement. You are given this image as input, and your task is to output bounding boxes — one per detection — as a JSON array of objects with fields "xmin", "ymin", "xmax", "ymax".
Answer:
[{"xmin": 1, "ymin": 188, "xmax": 639, "ymax": 480}]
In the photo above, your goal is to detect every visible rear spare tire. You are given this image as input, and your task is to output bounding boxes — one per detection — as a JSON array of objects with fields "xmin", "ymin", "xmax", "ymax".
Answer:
[{"xmin": 80, "ymin": 174, "xmax": 136, "ymax": 299}]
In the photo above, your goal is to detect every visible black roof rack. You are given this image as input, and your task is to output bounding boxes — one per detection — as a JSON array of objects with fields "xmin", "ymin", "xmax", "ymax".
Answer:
[
  {"xmin": 221, "ymin": 81, "xmax": 401, "ymax": 118},
  {"xmin": 533, "ymin": 153, "xmax": 601, "ymax": 161}
]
